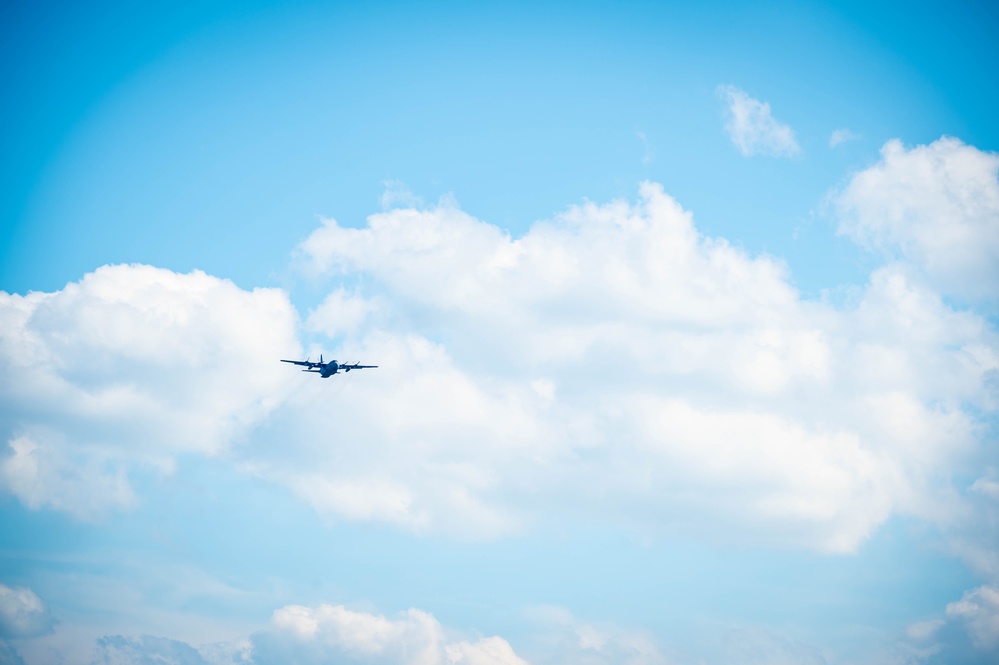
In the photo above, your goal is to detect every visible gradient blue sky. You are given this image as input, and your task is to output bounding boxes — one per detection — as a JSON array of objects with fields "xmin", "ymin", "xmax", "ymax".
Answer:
[{"xmin": 1, "ymin": 1, "xmax": 998, "ymax": 664}]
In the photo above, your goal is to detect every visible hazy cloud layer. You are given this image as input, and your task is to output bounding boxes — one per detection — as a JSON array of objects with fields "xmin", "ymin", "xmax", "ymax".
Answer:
[
  {"xmin": 0, "ymin": 641, "xmax": 26, "ymax": 665},
  {"xmin": 718, "ymin": 627, "xmax": 827, "ymax": 665},
  {"xmin": 718, "ymin": 85, "xmax": 801, "ymax": 157},
  {"xmin": 72, "ymin": 605, "xmax": 850, "ymax": 665},
  {"xmin": 524, "ymin": 606, "xmax": 668, "ymax": 665},
  {"xmin": 93, "ymin": 635, "xmax": 217, "ymax": 665}
]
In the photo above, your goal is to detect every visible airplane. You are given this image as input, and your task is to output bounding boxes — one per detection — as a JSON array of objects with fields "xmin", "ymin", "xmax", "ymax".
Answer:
[{"xmin": 280, "ymin": 355, "xmax": 378, "ymax": 378}]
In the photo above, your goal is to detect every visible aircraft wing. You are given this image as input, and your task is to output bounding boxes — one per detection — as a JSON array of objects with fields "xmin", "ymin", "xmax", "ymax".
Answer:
[
  {"xmin": 343, "ymin": 363, "xmax": 378, "ymax": 371},
  {"xmin": 281, "ymin": 359, "xmax": 320, "ymax": 368}
]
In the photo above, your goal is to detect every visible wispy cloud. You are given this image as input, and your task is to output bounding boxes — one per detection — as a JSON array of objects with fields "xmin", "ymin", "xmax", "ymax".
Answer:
[
  {"xmin": 905, "ymin": 617, "xmax": 945, "ymax": 641},
  {"xmin": 946, "ymin": 586, "xmax": 999, "ymax": 650},
  {"xmin": 718, "ymin": 85, "xmax": 801, "ymax": 158},
  {"xmin": 635, "ymin": 129, "xmax": 655, "ymax": 165},
  {"xmin": 380, "ymin": 180, "xmax": 424, "ymax": 211},
  {"xmin": 829, "ymin": 128, "xmax": 860, "ymax": 147}
]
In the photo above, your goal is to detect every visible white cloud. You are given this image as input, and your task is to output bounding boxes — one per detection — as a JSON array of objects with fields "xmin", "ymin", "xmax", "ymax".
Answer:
[
  {"xmin": 0, "ymin": 264, "xmax": 300, "ymax": 517},
  {"xmin": 946, "ymin": 585, "xmax": 999, "ymax": 650},
  {"xmin": 0, "ymin": 434, "xmax": 136, "ymax": 519},
  {"xmin": 718, "ymin": 85, "xmax": 801, "ymax": 158},
  {"xmin": 0, "ymin": 584, "xmax": 54, "ymax": 639},
  {"xmin": 283, "ymin": 181, "xmax": 997, "ymax": 552},
  {"xmin": 836, "ymin": 136, "xmax": 999, "ymax": 300},
  {"xmin": 829, "ymin": 128, "xmax": 860, "ymax": 147},
  {"xmin": 53, "ymin": 603, "xmax": 527, "ymax": 665},
  {"xmin": 305, "ymin": 288, "xmax": 380, "ymax": 338},
  {"xmin": 4, "ymin": 172, "xmax": 995, "ymax": 557},
  {"xmin": 252, "ymin": 604, "xmax": 526, "ymax": 665},
  {"xmin": 445, "ymin": 637, "xmax": 528, "ymax": 665}
]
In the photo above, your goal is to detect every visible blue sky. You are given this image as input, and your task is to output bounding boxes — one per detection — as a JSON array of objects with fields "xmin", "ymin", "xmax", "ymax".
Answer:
[{"xmin": 1, "ymin": 1, "xmax": 998, "ymax": 664}]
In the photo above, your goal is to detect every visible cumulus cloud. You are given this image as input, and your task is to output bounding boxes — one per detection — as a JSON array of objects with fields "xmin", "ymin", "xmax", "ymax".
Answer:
[
  {"xmin": 836, "ymin": 136, "xmax": 999, "ymax": 300},
  {"xmin": 305, "ymin": 288, "xmax": 381, "ymax": 338},
  {"xmin": 0, "ymin": 265, "xmax": 300, "ymax": 518},
  {"xmin": 281, "ymin": 181, "xmax": 997, "ymax": 551},
  {"xmin": 3, "ymin": 170, "xmax": 995, "ymax": 557},
  {"xmin": 718, "ymin": 85, "xmax": 801, "ymax": 157},
  {"xmin": 908, "ymin": 472, "xmax": 999, "ymax": 660},
  {"xmin": 252, "ymin": 604, "xmax": 526, "ymax": 665},
  {"xmin": 0, "ymin": 584, "xmax": 54, "ymax": 639}
]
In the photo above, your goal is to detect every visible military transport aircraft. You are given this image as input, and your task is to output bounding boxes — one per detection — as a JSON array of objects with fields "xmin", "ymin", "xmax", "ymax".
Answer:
[{"xmin": 280, "ymin": 355, "xmax": 378, "ymax": 378}]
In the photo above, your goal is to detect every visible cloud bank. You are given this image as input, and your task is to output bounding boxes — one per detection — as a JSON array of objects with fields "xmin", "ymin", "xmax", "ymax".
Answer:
[
  {"xmin": 281, "ymin": 174, "xmax": 995, "ymax": 553},
  {"xmin": 1, "ymin": 137, "xmax": 998, "ymax": 663},
  {"xmin": 2, "ymin": 140, "xmax": 996, "ymax": 562}
]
